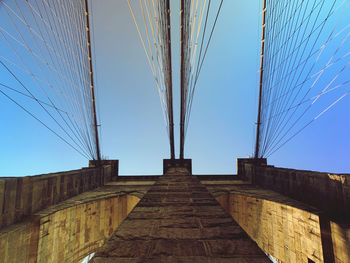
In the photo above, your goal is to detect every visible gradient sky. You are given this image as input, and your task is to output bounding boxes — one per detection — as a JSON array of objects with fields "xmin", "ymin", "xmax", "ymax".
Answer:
[{"xmin": 1, "ymin": 0, "xmax": 349, "ymax": 176}]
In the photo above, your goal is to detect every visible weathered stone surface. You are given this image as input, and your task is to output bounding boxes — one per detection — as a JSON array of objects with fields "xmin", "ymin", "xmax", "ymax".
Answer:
[
  {"xmin": 92, "ymin": 168, "xmax": 269, "ymax": 262},
  {"xmin": 216, "ymin": 191, "xmax": 323, "ymax": 263},
  {"xmin": 237, "ymin": 158, "xmax": 350, "ymax": 221},
  {"xmin": 0, "ymin": 190, "xmax": 140, "ymax": 263},
  {"xmin": 1, "ymin": 161, "xmax": 349, "ymax": 263},
  {"xmin": 236, "ymin": 159, "xmax": 350, "ymax": 263},
  {"xmin": 0, "ymin": 161, "xmax": 119, "ymax": 229},
  {"xmin": 330, "ymin": 221, "xmax": 350, "ymax": 263}
]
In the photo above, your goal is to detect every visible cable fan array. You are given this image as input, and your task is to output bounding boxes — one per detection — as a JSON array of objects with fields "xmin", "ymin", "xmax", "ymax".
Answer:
[
  {"xmin": 256, "ymin": 0, "xmax": 350, "ymax": 158},
  {"xmin": 0, "ymin": 0, "xmax": 100, "ymax": 160},
  {"xmin": 180, "ymin": 0, "xmax": 223, "ymax": 158},
  {"xmin": 127, "ymin": 0, "xmax": 175, "ymax": 158}
]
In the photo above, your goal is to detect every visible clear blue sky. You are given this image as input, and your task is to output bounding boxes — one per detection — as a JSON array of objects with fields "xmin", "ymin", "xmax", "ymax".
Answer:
[{"xmin": 0, "ymin": 0, "xmax": 349, "ymax": 176}]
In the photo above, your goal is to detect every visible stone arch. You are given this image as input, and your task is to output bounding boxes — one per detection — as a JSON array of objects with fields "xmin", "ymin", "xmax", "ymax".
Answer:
[{"xmin": 0, "ymin": 193, "xmax": 140, "ymax": 263}]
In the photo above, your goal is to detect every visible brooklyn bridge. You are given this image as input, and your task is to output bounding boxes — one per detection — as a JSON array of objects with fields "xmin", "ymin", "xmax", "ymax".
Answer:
[{"xmin": 0, "ymin": 0, "xmax": 349, "ymax": 262}]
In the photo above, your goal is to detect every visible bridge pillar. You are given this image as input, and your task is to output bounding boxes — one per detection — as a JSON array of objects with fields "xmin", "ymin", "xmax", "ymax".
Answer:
[
  {"xmin": 236, "ymin": 158, "xmax": 350, "ymax": 263},
  {"xmin": 91, "ymin": 166, "xmax": 269, "ymax": 262},
  {"xmin": 89, "ymin": 159, "xmax": 119, "ymax": 181},
  {"xmin": 163, "ymin": 158, "xmax": 192, "ymax": 174},
  {"xmin": 237, "ymin": 157, "xmax": 267, "ymax": 182}
]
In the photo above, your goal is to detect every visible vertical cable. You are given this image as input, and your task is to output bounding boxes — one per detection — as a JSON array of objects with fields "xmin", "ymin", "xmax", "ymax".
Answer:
[
  {"xmin": 165, "ymin": 0, "xmax": 175, "ymax": 159},
  {"xmin": 180, "ymin": 0, "xmax": 185, "ymax": 159},
  {"xmin": 255, "ymin": 0, "xmax": 267, "ymax": 159},
  {"xmin": 84, "ymin": 0, "xmax": 101, "ymax": 164}
]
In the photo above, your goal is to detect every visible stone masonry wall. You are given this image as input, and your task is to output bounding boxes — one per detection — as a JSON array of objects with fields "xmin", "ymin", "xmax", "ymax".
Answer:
[
  {"xmin": 237, "ymin": 159, "xmax": 350, "ymax": 221},
  {"xmin": 237, "ymin": 159, "xmax": 350, "ymax": 263},
  {"xmin": 0, "ymin": 161, "xmax": 118, "ymax": 229},
  {"xmin": 92, "ymin": 168, "xmax": 270, "ymax": 262},
  {"xmin": 0, "ymin": 193, "xmax": 139, "ymax": 263},
  {"xmin": 216, "ymin": 192, "xmax": 324, "ymax": 263}
]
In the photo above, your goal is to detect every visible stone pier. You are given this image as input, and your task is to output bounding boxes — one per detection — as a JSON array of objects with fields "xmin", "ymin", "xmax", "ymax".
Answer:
[
  {"xmin": 91, "ymin": 167, "xmax": 269, "ymax": 262},
  {"xmin": 1, "ymin": 159, "xmax": 349, "ymax": 262}
]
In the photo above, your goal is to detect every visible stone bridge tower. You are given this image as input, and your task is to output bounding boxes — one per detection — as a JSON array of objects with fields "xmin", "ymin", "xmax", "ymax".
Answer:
[{"xmin": 0, "ymin": 159, "xmax": 349, "ymax": 262}]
